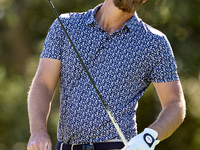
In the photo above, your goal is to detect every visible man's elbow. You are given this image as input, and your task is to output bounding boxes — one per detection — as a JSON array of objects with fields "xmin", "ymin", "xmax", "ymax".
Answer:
[{"xmin": 174, "ymin": 97, "xmax": 186, "ymax": 125}]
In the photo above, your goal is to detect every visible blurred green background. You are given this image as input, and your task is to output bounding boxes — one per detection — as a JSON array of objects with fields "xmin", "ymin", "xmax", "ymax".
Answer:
[{"xmin": 0, "ymin": 0, "xmax": 200, "ymax": 149}]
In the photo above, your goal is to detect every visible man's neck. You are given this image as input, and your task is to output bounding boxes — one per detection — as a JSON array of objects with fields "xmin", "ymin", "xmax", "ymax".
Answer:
[{"xmin": 95, "ymin": 0, "xmax": 135, "ymax": 35}]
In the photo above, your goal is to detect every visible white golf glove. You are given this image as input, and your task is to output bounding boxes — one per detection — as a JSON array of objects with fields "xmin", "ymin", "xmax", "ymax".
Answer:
[{"xmin": 122, "ymin": 128, "xmax": 160, "ymax": 150}]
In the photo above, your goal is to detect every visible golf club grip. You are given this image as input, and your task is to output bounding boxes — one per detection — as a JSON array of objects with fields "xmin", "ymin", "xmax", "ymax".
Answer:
[{"xmin": 47, "ymin": 0, "xmax": 128, "ymax": 148}]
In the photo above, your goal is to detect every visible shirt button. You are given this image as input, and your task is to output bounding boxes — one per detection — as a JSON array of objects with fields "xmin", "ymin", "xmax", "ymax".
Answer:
[{"xmin": 106, "ymin": 37, "xmax": 109, "ymax": 40}]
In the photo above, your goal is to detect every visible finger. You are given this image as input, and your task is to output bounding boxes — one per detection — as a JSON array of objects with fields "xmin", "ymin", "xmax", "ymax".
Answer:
[
  {"xmin": 27, "ymin": 141, "xmax": 39, "ymax": 150},
  {"xmin": 42, "ymin": 141, "xmax": 52, "ymax": 150},
  {"xmin": 128, "ymin": 143, "xmax": 140, "ymax": 150},
  {"xmin": 46, "ymin": 142, "xmax": 52, "ymax": 150},
  {"xmin": 121, "ymin": 146, "xmax": 128, "ymax": 150},
  {"xmin": 128, "ymin": 139, "xmax": 136, "ymax": 146}
]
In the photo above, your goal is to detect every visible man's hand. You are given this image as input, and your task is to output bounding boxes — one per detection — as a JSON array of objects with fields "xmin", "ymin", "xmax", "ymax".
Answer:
[
  {"xmin": 27, "ymin": 130, "xmax": 52, "ymax": 150},
  {"xmin": 122, "ymin": 128, "xmax": 159, "ymax": 150}
]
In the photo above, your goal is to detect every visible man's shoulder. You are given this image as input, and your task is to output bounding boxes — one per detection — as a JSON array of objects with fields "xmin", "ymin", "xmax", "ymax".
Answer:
[
  {"xmin": 138, "ymin": 21, "xmax": 169, "ymax": 46},
  {"xmin": 144, "ymin": 24, "xmax": 164, "ymax": 37},
  {"xmin": 139, "ymin": 21, "xmax": 166, "ymax": 39},
  {"xmin": 129, "ymin": 13, "xmax": 167, "ymax": 40},
  {"xmin": 59, "ymin": 9, "xmax": 92, "ymax": 24}
]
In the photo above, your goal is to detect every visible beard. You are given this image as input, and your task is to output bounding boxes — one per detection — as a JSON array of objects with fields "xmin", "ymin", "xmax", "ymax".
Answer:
[{"xmin": 113, "ymin": 0, "xmax": 144, "ymax": 13}]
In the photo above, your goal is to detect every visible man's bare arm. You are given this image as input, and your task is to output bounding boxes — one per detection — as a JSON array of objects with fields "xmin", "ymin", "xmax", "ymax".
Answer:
[
  {"xmin": 149, "ymin": 80, "xmax": 186, "ymax": 141},
  {"xmin": 27, "ymin": 58, "xmax": 61, "ymax": 150}
]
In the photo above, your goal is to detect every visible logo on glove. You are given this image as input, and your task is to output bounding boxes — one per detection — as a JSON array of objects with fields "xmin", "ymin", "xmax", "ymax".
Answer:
[{"xmin": 143, "ymin": 133, "xmax": 155, "ymax": 148}]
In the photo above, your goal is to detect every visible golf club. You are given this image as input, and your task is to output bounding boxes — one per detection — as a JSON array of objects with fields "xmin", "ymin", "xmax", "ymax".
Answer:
[{"xmin": 47, "ymin": 0, "xmax": 129, "ymax": 148}]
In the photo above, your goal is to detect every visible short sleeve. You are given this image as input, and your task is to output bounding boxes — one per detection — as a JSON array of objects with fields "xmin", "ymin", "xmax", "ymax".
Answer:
[
  {"xmin": 40, "ymin": 19, "xmax": 63, "ymax": 60},
  {"xmin": 149, "ymin": 35, "xmax": 179, "ymax": 83}
]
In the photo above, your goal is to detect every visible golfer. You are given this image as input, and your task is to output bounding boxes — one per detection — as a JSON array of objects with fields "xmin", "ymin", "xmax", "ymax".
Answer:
[{"xmin": 27, "ymin": 0, "xmax": 186, "ymax": 150}]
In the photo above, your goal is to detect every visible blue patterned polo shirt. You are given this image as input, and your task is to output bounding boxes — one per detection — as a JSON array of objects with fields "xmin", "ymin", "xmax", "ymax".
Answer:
[{"xmin": 41, "ymin": 4, "xmax": 179, "ymax": 144}]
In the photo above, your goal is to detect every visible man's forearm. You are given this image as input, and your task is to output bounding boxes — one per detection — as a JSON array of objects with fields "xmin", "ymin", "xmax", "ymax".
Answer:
[
  {"xmin": 28, "ymin": 79, "xmax": 54, "ymax": 133},
  {"xmin": 121, "ymin": 98, "xmax": 185, "ymax": 150},
  {"xmin": 149, "ymin": 99, "xmax": 186, "ymax": 141}
]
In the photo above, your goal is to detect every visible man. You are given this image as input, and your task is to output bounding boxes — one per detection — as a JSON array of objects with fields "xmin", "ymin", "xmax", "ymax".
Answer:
[{"xmin": 27, "ymin": 0, "xmax": 186, "ymax": 150}]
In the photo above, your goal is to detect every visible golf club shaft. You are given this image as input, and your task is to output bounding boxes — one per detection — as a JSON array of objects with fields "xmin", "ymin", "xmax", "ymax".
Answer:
[{"xmin": 47, "ymin": 0, "xmax": 128, "ymax": 148}]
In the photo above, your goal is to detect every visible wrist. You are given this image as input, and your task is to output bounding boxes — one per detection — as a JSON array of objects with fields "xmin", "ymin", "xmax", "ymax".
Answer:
[
  {"xmin": 143, "ymin": 128, "xmax": 159, "ymax": 148},
  {"xmin": 30, "ymin": 126, "xmax": 47, "ymax": 134},
  {"xmin": 29, "ymin": 118, "xmax": 48, "ymax": 134},
  {"xmin": 144, "ymin": 128, "xmax": 158, "ymax": 139}
]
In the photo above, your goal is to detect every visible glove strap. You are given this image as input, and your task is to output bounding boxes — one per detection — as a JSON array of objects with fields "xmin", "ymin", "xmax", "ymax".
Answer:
[{"xmin": 143, "ymin": 128, "xmax": 159, "ymax": 148}]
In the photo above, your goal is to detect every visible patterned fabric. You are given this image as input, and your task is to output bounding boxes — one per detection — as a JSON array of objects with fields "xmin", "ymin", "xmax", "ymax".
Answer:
[{"xmin": 41, "ymin": 4, "xmax": 179, "ymax": 144}]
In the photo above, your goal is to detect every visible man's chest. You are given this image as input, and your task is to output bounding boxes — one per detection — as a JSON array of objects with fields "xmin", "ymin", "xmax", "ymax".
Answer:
[{"xmin": 60, "ymin": 28, "xmax": 153, "ymax": 91}]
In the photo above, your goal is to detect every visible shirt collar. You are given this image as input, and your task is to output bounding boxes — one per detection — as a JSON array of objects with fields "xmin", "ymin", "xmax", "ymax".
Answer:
[
  {"xmin": 125, "ymin": 12, "xmax": 143, "ymax": 32},
  {"xmin": 85, "ymin": 4, "xmax": 103, "ymax": 26},
  {"xmin": 86, "ymin": 4, "xmax": 144, "ymax": 33}
]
